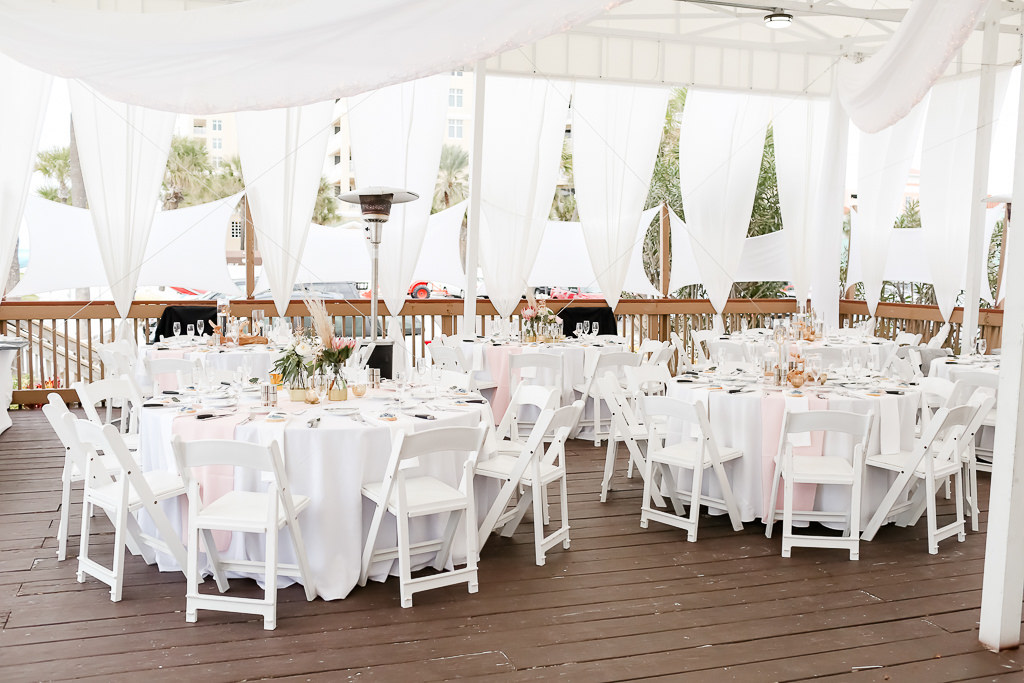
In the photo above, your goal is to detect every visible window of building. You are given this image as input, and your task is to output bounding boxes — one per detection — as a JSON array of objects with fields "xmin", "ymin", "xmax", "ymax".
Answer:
[
  {"xmin": 449, "ymin": 88, "xmax": 463, "ymax": 107},
  {"xmin": 448, "ymin": 118, "xmax": 463, "ymax": 138},
  {"xmin": 211, "ymin": 119, "xmax": 222, "ymax": 132},
  {"xmin": 212, "ymin": 156, "xmax": 222, "ymax": 168},
  {"xmin": 334, "ymin": 124, "xmax": 342, "ymax": 134},
  {"xmin": 230, "ymin": 220, "xmax": 243, "ymax": 239},
  {"xmin": 193, "ymin": 118, "xmax": 206, "ymax": 135},
  {"xmin": 334, "ymin": 185, "xmax": 342, "ymax": 198},
  {"xmin": 334, "ymin": 154, "xmax": 342, "ymax": 165},
  {"xmin": 451, "ymin": 69, "xmax": 463, "ymax": 76},
  {"xmin": 212, "ymin": 137, "xmax": 223, "ymax": 150}
]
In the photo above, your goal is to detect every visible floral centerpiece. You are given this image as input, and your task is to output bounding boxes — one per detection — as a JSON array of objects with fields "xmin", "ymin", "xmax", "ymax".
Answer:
[
  {"xmin": 521, "ymin": 300, "xmax": 561, "ymax": 341},
  {"xmin": 271, "ymin": 336, "xmax": 318, "ymax": 400},
  {"xmin": 304, "ymin": 295, "xmax": 357, "ymax": 400}
]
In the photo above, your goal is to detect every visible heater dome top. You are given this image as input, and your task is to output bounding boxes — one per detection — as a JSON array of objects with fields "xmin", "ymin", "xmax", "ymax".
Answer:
[{"xmin": 339, "ymin": 187, "xmax": 419, "ymax": 206}]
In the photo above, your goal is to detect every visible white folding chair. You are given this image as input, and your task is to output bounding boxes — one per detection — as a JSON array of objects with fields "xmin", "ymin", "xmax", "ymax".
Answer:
[
  {"xmin": 509, "ymin": 352, "xmax": 563, "ymax": 399},
  {"xmin": 948, "ymin": 370, "xmax": 998, "ymax": 466},
  {"xmin": 639, "ymin": 395, "xmax": 744, "ymax": 541},
  {"xmin": 919, "ymin": 377, "xmax": 955, "ymax": 432},
  {"xmin": 145, "ymin": 356, "xmax": 197, "ymax": 394},
  {"xmin": 573, "ymin": 351, "xmax": 640, "ymax": 447},
  {"xmin": 637, "ymin": 339, "xmax": 671, "ymax": 367},
  {"xmin": 598, "ymin": 373, "xmax": 665, "ymax": 507},
  {"xmin": 624, "ymin": 364, "xmax": 672, "ymax": 399},
  {"xmin": 359, "ymin": 424, "xmax": 489, "ymax": 608},
  {"xmin": 429, "ymin": 344, "xmax": 497, "ymax": 392},
  {"xmin": 171, "ymin": 437, "xmax": 316, "ymax": 630},
  {"xmin": 894, "ymin": 331, "xmax": 923, "ymax": 346},
  {"xmin": 707, "ymin": 340, "xmax": 747, "ymax": 365},
  {"xmin": 764, "ymin": 410, "xmax": 873, "ymax": 560},
  {"xmin": 670, "ymin": 331, "xmax": 693, "ymax": 372},
  {"xmin": 690, "ymin": 329, "xmax": 716, "ymax": 368},
  {"xmin": 477, "ymin": 402, "xmax": 581, "ymax": 565},
  {"xmin": 926, "ymin": 323, "xmax": 951, "ymax": 349},
  {"xmin": 70, "ymin": 416, "xmax": 187, "ymax": 601},
  {"xmin": 73, "ymin": 375, "xmax": 145, "ymax": 452},
  {"xmin": 96, "ymin": 339, "xmax": 137, "ymax": 378},
  {"xmin": 861, "ymin": 398, "xmax": 990, "ymax": 554},
  {"xmin": 494, "ymin": 384, "xmax": 559, "ymax": 450}
]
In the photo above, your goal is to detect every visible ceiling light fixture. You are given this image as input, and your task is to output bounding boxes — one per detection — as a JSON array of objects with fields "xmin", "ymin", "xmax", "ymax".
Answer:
[{"xmin": 763, "ymin": 11, "xmax": 793, "ymax": 29}]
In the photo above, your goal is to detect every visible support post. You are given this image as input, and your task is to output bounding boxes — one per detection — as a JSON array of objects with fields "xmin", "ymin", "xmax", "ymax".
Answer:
[
  {"xmin": 963, "ymin": 2, "xmax": 1000, "ymax": 347},
  {"xmin": 462, "ymin": 61, "xmax": 486, "ymax": 339},
  {"xmin": 658, "ymin": 203, "xmax": 671, "ymax": 341},
  {"xmin": 244, "ymin": 196, "xmax": 255, "ymax": 300},
  {"xmin": 979, "ymin": 32, "xmax": 1024, "ymax": 651},
  {"xmin": 995, "ymin": 202, "xmax": 1010, "ymax": 306}
]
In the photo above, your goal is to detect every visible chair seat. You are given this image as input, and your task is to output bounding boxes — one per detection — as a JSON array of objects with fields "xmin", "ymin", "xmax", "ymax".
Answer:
[
  {"xmin": 867, "ymin": 450, "xmax": 960, "ymax": 479},
  {"xmin": 650, "ymin": 441, "xmax": 742, "ymax": 469},
  {"xmin": 196, "ymin": 490, "xmax": 311, "ymax": 531},
  {"xmin": 362, "ymin": 477, "xmax": 467, "ymax": 517},
  {"xmin": 786, "ymin": 455, "xmax": 855, "ymax": 485},
  {"xmin": 475, "ymin": 453, "xmax": 562, "ymax": 486},
  {"xmin": 89, "ymin": 470, "xmax": 185, "ymax": 511}
]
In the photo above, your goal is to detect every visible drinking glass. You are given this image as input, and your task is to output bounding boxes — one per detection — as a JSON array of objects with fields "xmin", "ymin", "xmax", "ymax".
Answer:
[
  {"xmin": 592, "ymin": 322, "xmax": 600, "ymax": 337},
  {"xmin": 416, "ymin": 357, "xmax": 427, "ymax": 384},
  {"xmin": 315, "ymin": 372, "xmax": 330, "ymax": 404},
  {"xmin": 741, "ymin": 318, "xmax": 749, "ymax": 334},
  {"xmin": 230, "ymin": 320, "xmax": 240, "ymax": 345},
  {"xmin": 197, "ymin": 320, "xmax": 205, "ymax": 336},
  {"xmin": 351, "ymin": 370, "xmax": 368, "ymax": 398},
  {"xmin": 852, "ymin": 354, "xmax": 864, "ymax": 376},
  {"xmin": 583, "ymin": 321, "xmax": 591, "ymax": 336},
  {"xmin": 173, "ymin": 322, "xmax": 181, "ymax": 337},
  {"xmin": 575, "ymin": 323, "xmax": 583, "ymax": 339},
  {"xmin": 977, "ymin": 338, "xmax": 987, "ymax": 356},
  {"xmin": 186, "ymin": 324, "xmax": 195, "ymax": 337}
]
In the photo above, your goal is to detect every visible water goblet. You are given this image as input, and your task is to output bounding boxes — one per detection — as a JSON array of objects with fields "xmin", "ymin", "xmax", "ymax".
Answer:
[
  {"xmin": 575, "ymin": 323, "xmax": 583, "ymax": 339},
  {"xmin": 583, "ymin": 321, "xmax": 591, "ymax": 336},
  {"xmin": 197, "ymin": 320, "xmax": 205, "ymax": 336},
  {"xmin": 977, "ymin": 338, "xmax": 987, "ymax": 356},
  {"xmin": 187, "ymin": 324, "xmax": 195, "ymax": 338},
  {"xmin": 173, "ymin": 322, "xmax": 181, "ymax": 337},
  {"xmin": 592, "ymin": 322, "xmax": 600, "ymax": 337}
]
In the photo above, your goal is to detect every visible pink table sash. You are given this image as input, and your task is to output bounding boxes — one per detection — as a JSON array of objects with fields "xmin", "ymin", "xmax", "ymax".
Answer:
[
  {"xmin": 485, "ymin": 345, "xmax": 522, "ymax": 425},
  {"xmin": 760, "ymin": 393, "xmax": 828, "ymax": 520}
]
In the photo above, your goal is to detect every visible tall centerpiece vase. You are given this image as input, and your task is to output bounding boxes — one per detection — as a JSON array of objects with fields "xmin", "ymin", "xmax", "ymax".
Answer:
[
  {"xmin": 290, "ymin": 370, "xmax": 309, "ymax": 402},
  {"xmin": 329, "ymin": 368, "xmax": 348, "ymax": 401}
]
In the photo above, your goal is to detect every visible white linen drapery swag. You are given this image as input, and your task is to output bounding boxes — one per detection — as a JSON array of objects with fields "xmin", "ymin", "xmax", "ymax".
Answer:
[
  {"xmin": 412, "ymin": 201, "xmax": 469, "ymax": 289},
  {"xmin": 853, "ymin": 99, "xmax": 927, "ymax": 317},
  {"xmin": 478, "ymin": 76, "xmax": 569, "ymax": 319},
  {"xmin": 837, "ymin": 0, "xmax": 988, "ymax": 133},
  {"xmin": 572, "ymin": 82, "xmax": 669, "ymax": 310},
  {"xmin": 68, "ymin": 81, "xmax": 174, "ymax": 319},
  {"xmin": 349, "ymin": 74, "xmax": 447, "ymax": 312},
  {"xmin": 772, "ymin": 97, "xmax": 828, "ymax": 304},
  {"xmin": 12, "ymin": 193, "xmax": 243, "ymax": 297},
  {"xmin": 920, "ymin": 76, "xmax": 981, "ymax": 321},
  {"xmin": 237, "ymin": 102, "xmax": 334, "ymax": 317},
  {"xmin": 0, "ymin": 53, "xmax": 50, "ymax": 298},
  {"xmin": 0, "ymin": 0, "xmax": 621, "ymax": 114},
  {"xmin": 677, "ymin": 90, "xmax": 771, "ymax": 322}
]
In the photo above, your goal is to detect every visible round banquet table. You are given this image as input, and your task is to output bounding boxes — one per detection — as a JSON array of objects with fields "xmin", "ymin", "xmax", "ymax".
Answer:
[
  {"xmin": 663, "ymin": 371, "xmax": 920, "ymax": 529},
  {"xmin": 458, "ymin": 338, "xmax": 629, "ymax": 429},
  {"xmin": 721, "ymin": 333, "xmax": 897, "ymax": 372},
  {"xmin": 137, "ymin": 387, "xmax": 497, "ymax": 600},
  {"xmin": 136, "ymin": 341, "xmax": 280, "ymax": 392}
]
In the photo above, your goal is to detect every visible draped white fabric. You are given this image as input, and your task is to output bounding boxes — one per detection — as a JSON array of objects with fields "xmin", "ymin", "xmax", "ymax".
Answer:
[
  {"xmin": 837, "ymin": 0, "xmax": 988, "ymax": 133},
  {"xmin": 0, "ymin": 0, "xmax": 619, "ymax": 113},
  {"xmin": 854, "ymin": 100, "xmax": 926, "ymax": 316},
  {"xmin": 667, "ymin": 207, "xmax": 701, "ymax": 290},
  {"xmin": 735, "ymin": 231, "xmax": 790, "ymax": 283},
  {"xmin": 572, "ymin": 82, "xmax": 668, "ymax": 310},
  {"xmin": 622, "ymin": 208, "xmax": 662, "ymax": 296},
  {"xmin": 808, "ymin": 87, "xmax": 850, "ymax": 328},
  {"xmin": 678, "ymin": 90, "xmax": 771, "ymax": 315},
  {"xmin": 772, "ymin": 98, "xmax": 828, "ymax": 303},
  {"xmin": 237, "ymin": 102, "xmax": 334, "ymax": 317},
  {"xmin": 920, "ymin": 76, "xmax": 980, "ymax": 321},
  {"xmin": 0, "ymin": 53, "xmax": 49, "ymax": 298},
  {"xmin": 68, "ymin": 82, "xmax": 174, "ymax": 318},
  {"xmin": 13, "ymin": 194, "xmax": 243, "ymax": 297},
  {"xmin": 349, "ymin": 75, "xmax": 448, "ymax": 317},
  {"xmin": 478, "ymin": 77, "xmax": 568, "ymax": 319},
  {"xmin": 413, "ymin": 201, "xmax": 468, "ymax": 289}
]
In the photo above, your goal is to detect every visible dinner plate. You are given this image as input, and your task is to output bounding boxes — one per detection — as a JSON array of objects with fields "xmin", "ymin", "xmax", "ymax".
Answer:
[{"xmin": 325, "ymin": 406, "xmax": 360, "ymax": 416}]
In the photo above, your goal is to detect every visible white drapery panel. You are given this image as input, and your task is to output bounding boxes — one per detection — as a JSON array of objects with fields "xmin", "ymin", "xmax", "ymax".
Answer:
[
  {"xmin": 413, "ymin": 201, "xmax": 468, "ymax": 289},
  {"xmin": 773, "ymin": 97, "xmax": 828, "ymax": 303},
  {"xmin": 478, "ymin": 77, "xmax": 568, "ymax": 319},
  {"xmin": 678, "ymin": 90, "xmax": 771, "ymax": 315},
  {"xmin": 0, "ymin": 0, "xmax": 619, "ymax": 113},
  {"xmin": 257, "ymin": 225, "xmax": 371, "ymax": 291},
  {"xmin": 837, "ymin": 0, "xmax": 988, "ymax": 133},
  {"xmin": 735, "ymin": 231, "xmax": 790, "ymax": 283},
  {"xmin": 528, "ymin": 208, "xmax": 661, "ymax": 297},
  {"xmin": 13, "ymin": 194, "xmax": 243, "ymax": 297},
  {"xmin": 920, "ymin": 76, "xmax": 980, "ymax": 321},
  {"xmin": 572, "ymin": 82, "xmax": 668, "ymax": 310},
  {"xmin": 349, "ymin": 75, "xmax": 448, "ymax": 317},
  {"xmin": 809, "ymin": 87, "xmax": 850, "ymax": 328},
  {"xmin": 0, "ymin": 53, "xmax": 49, "ymax": 298},
  {"xmin": 854, "ymin": 100, "xmax": 926, "ymax": 317},
  {"xmin": 237, "ymin": 102, "xmax": 334, "ymax": 317},
  {"xmin": 69, "ymin": 82, "xmax": 174, "ymax": 318}
]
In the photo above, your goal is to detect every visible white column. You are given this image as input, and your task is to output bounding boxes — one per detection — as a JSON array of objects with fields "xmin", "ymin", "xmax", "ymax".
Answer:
[
  {"xmin": 979, "ymin": 34, "xmax": 1024, "ymax": 652},
  {"xmin": 461, "ymin": 60, "xmax": 486, "ymax": 339},
  {"xmin": 963, "ymin": 2, "xmax": 1000, "ymax": 347}
]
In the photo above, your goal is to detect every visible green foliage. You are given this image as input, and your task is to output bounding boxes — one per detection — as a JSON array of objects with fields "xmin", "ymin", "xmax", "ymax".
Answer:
[
  {"xmin": 34, "ymin": 146, "xmax": 72, "ymax": 204},
  {"xmin": 163, "ymin": 136, "xmax": 213, "ymax": 209},
  {"xmin": 550, "ymin": 136, "xmax": 578, "ymax": 221},
  {"xmin": 312, "ymin": 176, "xmax": 341, "ymax": 226},
  {"xmin": 432, "ymin": 144, "xmax": 469, "ymax": 213},
  {"xmin": 988, "ymin": 218, "xmax": 1004, "ymax": 301}
]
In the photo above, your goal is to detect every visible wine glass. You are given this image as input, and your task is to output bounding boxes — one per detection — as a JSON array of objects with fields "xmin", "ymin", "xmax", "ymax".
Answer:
[
  {"xmin": 575, "ymin": 323, "xmax": 583, "ymax": 339},
  {"xmin": 315, "ymin": 372, "xmax": 330, "ymax": 404},
  {"xmin": 592, "ymin": 322, "xmax": 600, "ymax": 337},
  {"xmin": 977, "ymin": 338, "xmax": 987, "ymax": 356},
  {"xmin": 197, "ymin": 320, "xmax": 205, "ymax": 336},
  {"xmin": 741, "ymin": 318, "xmax": 749, "ymax": 334},
  {"xmin": 583, "ymin": 321, "xmax": 591, "ymax": 336},
  {"xmin": 173, "ymin": 322, "xmax": 181, "ymax": 337},
  {"xmin": 186, "ymin": 324, "xmax": 195, "ymax": 338}
]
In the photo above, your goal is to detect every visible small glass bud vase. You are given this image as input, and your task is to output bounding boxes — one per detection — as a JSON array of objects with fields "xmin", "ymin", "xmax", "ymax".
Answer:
[{"xmin": 329, "ymin": 370, "xmax": 348, "ymax": 401}]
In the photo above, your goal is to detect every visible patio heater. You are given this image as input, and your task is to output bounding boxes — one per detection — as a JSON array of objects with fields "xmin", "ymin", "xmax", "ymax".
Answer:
[{"xmin": 339, "ymin": 186, "xmax": 419, "ymax": 379}]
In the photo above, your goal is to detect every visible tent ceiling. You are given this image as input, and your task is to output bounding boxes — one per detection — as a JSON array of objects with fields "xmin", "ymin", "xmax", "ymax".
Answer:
[{"xmin": 487, "ymin": 0, "xmax": 1023, "ymax": 96}]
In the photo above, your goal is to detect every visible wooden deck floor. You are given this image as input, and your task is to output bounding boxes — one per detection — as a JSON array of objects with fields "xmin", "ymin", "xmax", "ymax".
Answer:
[{"xmin": 1, "ymin": 408, "xmax": 1022, "ymax": 682}]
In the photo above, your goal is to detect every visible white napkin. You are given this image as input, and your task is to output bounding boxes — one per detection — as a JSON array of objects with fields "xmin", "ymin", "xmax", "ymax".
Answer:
[
  {"xmin": 878, "ymin": 394, "xmax": 901, "ymax": 454},
  {"xmin": 784, "ymin": 396, "xmax": 811, "ymax": 447}
]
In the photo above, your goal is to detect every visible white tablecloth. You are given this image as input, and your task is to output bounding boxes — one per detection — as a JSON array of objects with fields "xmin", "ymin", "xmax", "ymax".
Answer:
[
  {"xmin": 138, "ymin": 391, "xmax": 496, "ymax": 600},
  {"xmin": 664, "ymin": 379, "xmax": 919, "ymax": 528},
  {"xmin": 727, "ymin": 333, "xmax": 897, "ymax": 372},
  {"xmin": 137, "ymin": 343, "xmax": 280, "ymax": 392},
  {"xmin": 0, "ymin": 338, "xmax": 28, "ymax": 434}
]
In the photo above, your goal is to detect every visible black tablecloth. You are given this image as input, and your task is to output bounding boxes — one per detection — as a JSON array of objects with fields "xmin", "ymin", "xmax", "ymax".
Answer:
[
  {"xmin": 152, "ymin": 306, "xmax": 217, "ymax": 342},
  {"xmin": 558, "ymin": 306, "xmax": 617, "ymax": 338}
]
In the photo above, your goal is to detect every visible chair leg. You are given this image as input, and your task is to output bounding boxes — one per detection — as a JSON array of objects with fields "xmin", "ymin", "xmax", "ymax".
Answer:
[
  {"xmin": 558, "ymin": 474, "xmax": 571, "ymax": 550},
  {"xmin": 925, "ymin": 474, "xmax": 939, "ymax": 555},
  {"xmin": 110, "ymin": 501, "xmax": 129, "ymax": 603},
  {"xmin": 200, "ymin": 529, "xmax": 230, "ymax": 593},
  {"xmin": 359, "ymin": 502, "xmax": 387, "ymax": 587},
  {"xmin": 849, "ymin": 475, "xmax": 862, "ymax": 561},
  {"xmin": 640, "ymin": 455, "xmax": 654, "ymax": 529},
  {"xmin": 397, "ymin": 512, "xmax": 413, "ymax": 608},
  {"xmin": 592, "ymin": 396, "xmax": 601, "ymax": 447},
  {"xmin": 686, "ymin": 463, "xmax": 705, "ymax": 542},
  {"xmin": 434, "ymin": 510, "xmax": 461, "ymax": 571},
  {"xmin": 781, "ymin": 473, "xmax": 794, "ymax": 558},
  {"xmin": 286, "ymin": 518, "xmax": 317, "ymax": 602},
  {"xmin": 764, "ymin": 458, "xmax": 782, "ymax": 539},
  {"xmin": 600, "ymin": 437, "xmax": 617, "ymax": 503},
  {"xmin": 57, "ymin": 474, "xmax": 72, "ymax": 561},
  {"xmin": 185, "ymin": 523, "xmax": 200, "ymax": 624},
  {"xmin": 77, "ymin": 501, "xmax": 92, "ymax": 583},
  {"xmin": 861, "ymin": 469, "xmax": 915, "ymax": 541},
  {"xmin": 954, "ymin": 470, "xmax": 966, "ymax": 543},
  {"xmin": 264, "ymin": 521, "xmax": 279, "ymax": 630},
  {"xmin": 532, "ymin": 481, "xmax": 546, "ymax": 566}
]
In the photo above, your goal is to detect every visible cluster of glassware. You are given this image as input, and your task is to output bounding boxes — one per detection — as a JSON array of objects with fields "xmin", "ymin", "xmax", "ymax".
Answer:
[
  {"xmin": 573, "ymin": 321, "xmax": 600, "ymax": 339},
  {"xmin": 170, "ymin": 320, "xmax": 206, "ymax": 338}
]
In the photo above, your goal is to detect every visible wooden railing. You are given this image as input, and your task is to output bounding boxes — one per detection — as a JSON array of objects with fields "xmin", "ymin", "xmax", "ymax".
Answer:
[{"xmin": 1, "ymin": 297, "xmax": 1003, "ymax": 406}]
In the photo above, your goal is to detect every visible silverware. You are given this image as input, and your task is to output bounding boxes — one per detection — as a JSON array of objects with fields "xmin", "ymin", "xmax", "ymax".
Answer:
[{"xmin": 307, "ymin": 417, "xmax": 321, "ymax": 429}]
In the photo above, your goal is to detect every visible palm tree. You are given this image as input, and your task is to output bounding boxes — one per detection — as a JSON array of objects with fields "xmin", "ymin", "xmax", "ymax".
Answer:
[
  {"xmin": 35, "ymin": 146, "xmax": 71, "ymax": 205},
  {"xmin": 312, "ymin": 176, "xmax": 340, "ymax": 225},
  {"xmin": 163, "ymin": 136, "xmax": 213, "ymax": 210},
  {"xmin": 432, "ymin": 144, "xmax": 469, "ymax": 213},
  {"xmin": 200, "ymin": 154, "xmax": 245, "ymax": 202}
]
